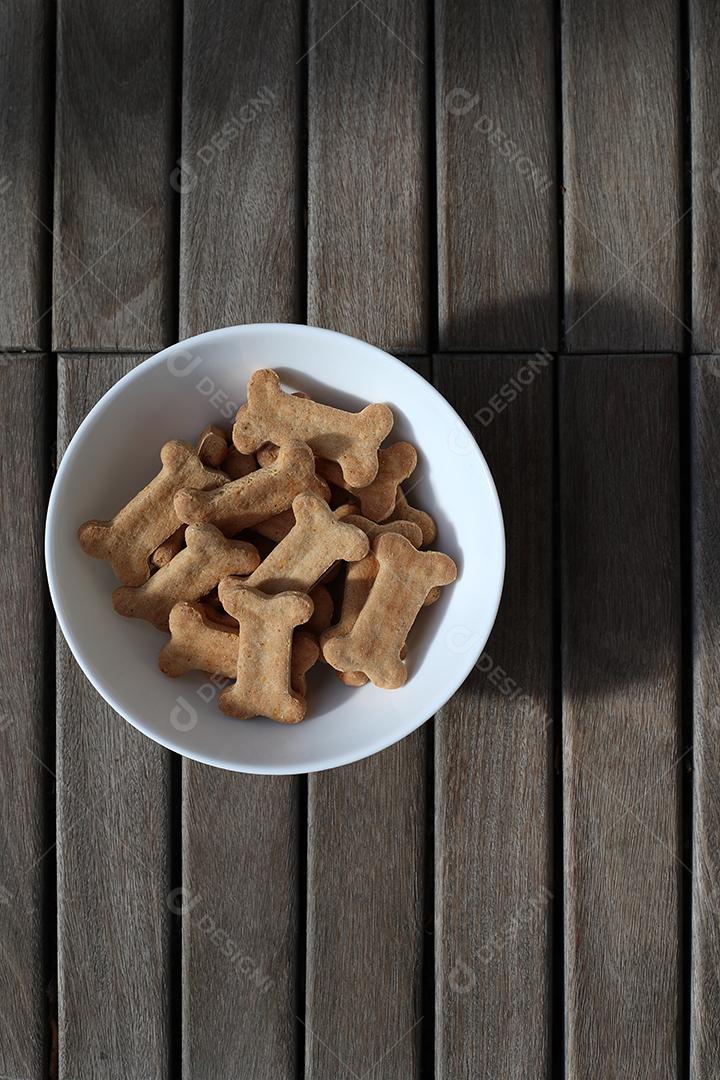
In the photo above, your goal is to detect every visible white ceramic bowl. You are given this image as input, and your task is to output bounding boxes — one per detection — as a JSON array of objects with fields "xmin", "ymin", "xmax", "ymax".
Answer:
[{"xmin": 46, "ymin": 324, "xmax": 504, "ymax": 773}]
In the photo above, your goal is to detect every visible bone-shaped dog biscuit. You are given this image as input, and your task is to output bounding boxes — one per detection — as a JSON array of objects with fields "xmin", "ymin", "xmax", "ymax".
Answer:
[
  {"xmin": 323, "ymin": 532, "xmax": 456, "ymax": 689},
  {"xmin": 244, "ymin": 492, "xmax": 368, "ymax": 595},
  {"xmin": 217, "ymin": 580, "xmax": 314, "ymax": 723},
  {"xmin": 159, "ymin": 602, "xmax": 239, "ymax": 679},
  {"xmin": 307, "ymin": 583, "xmax": 334, "ymax": 635},
  {"xmin": 151, "ymin": 427, "xmax": 229, "ymax": 567},
  {"xmin": 255, "ymin": 434, "xmax": 412, "ymax": 524},
  {"xmin": 196, "ymin": 424, "xmax": 229, "ymax": 467},
  {"xmin": 223, "ymin": 446, "xmax": 256, "ymax": 479},
  {"xmin": 291, "ymin": 631, "xmax": 320, "ymax": 696},
  {"xmin": 338, "ymin": 511, "xmax": 443, "ymax": 595},
  {"xmin": 174, "ymin": 441, "xmax": 322, "ymax": 535},
  {"xmin": 318, "ymin": 510, "xmax": 423, "ymax": 686},
  {"xmin": 320, "ymin": 553, "xmax": 379, "ymax": 687},
  {"xmin": 151, "ymin": 525, "xmax": 187, "ymax": 569},
  {"xmin": 334, "ymin": 505, "xmax": 423, "ymax": 548},
  {"xmin": 203, "ymin": 591, "xmax": 239, "ymax": 628},
  {"xmin": 78, "ymin": 440, "xmax": 227, "ymax": 586},
  {"xmin": 253, "ymin": 508, "xmax": 296, "ymax": 543},
  {"xmin": 113, "ymin": 524, "xmax": 260, "ymax": 631},
  {"xmin": 317, "ymin": 442, "xmax": 417, "ymax": 522},
  {"xmin": 253, "ymin": 473, "xmax": 331, "ymax": 544},
  {"xmin": 386, "ymin": 488, "xmax": 437, "ymax": 547},
  {"xmin": 159, "ymin": 602, "xmax": 318, "ymax": 698},
  {"xmin": 319, "ymin": 509, "xmax": 428, "ymax": 685},
  {"xmin": 232, "ymin": 369, "xmax": 394, "ymax": 487}
]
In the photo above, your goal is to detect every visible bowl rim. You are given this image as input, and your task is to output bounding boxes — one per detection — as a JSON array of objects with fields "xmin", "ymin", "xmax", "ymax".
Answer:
[{"xmin": 45, "ymin": 322, "xmax": 506, "ymax": 774}]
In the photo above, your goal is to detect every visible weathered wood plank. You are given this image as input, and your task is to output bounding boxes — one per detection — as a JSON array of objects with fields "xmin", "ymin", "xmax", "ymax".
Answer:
[
  {"xmin": 178, "ymin": 10, "xmax": 302, "ymax": 1065},
  {"xmin": 304, "ymin": 356, "xmax": 429, "ymax": 1079},
  {"xmin": 434, "ymin": 354, "xmax": 553, "ymax": 1078},
  {"xmin": 562, "ymin": 1, "xmax": 684, "ymax": 351},
  {"xmin": 179, "ymin": 0, "xmax": 302, "ymax": 336},
  {"xmin": 306, "ymin": 741, "xmax": 425, "ymax": 1078},
  {"xmin": 307, "ymin": 0, "xmax": 428, "ymax": 351},
  {"xmin": 56, "ymin": 354, "xmax": 172, "ymax": 1080},
  {"xmin": 0, "ymin": 356, "xmax": 49, "ymax": 1079},
  {"xmin": 182, "ymin": 767, "xmax": 298, "ymax": 1079},
  {"xmin": 690, "ymin": 356, "xmax": 720, "ymax": 1076},
  {"xmin": 0, "ymin": 0, "xmax": 52, "ymax": 347},
  {"xmin": 561, "ymin": 355, "xmax": 681, "ymax": 1078},
  {"xmin": 690, "ymin": 3, "xmax": 720, "ymax": 353},
  {"xmin": 53, "ymin": 3, "xmax": 177, "ymax": 350},
  {"xmin": 436, "ymin": 0, "xmax": 557, "ymax": 350}
]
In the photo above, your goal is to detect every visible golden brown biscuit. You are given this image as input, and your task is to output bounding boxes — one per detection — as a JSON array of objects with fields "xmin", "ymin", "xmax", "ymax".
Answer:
[
  {"xmin": 159, "ymin": 602, "xmax": 238, "ymax": 678},
  {"xmin": 159, "ymin": 602, "xmax": 318, "ymax": 697},
  {"xmin": 232, "ymin": 369, "xmax": 393, "ymax": 487},
  {"xmin": 385, "ymin": 488, "xmax": 437, "ymax": 547},
  {"xmin": 174, "ymin": 440, "xmax": 323, "ymax": 535},
  {"xmin": 253, "ymin": 476, "xmax": 331, "ymax": 544},
  {"xmin": 151, "ymin": 525, "xmax": 187, "ymax": 569},
  {"xmin": 223, "ymin": 446, "xmax": 257, "ymax": 479},
  {"xmin": 324, "ymin": 509, "xmax": 428, "ymax": 655},
  {"xmin": 217, "ymin": 580, "xmax": 314, "ymax": 723},
  {"xmin": 254, "ymin": 442, "xmax": 280, "ymax": 468},
  {"xmin": 323, "ymin": 533, "xmax": 456, "ymax": 688},
  {"xmin": 320, "ymin": 553, "xmax": 378, "ymax": 687},
  {"xmin": 202, "ymin": 589, "xmax": 239, "ymax": 629},
  {"xmin": 253, "ymin": 509, "xmax": 295, "ymax": 543},
  {"xmin": 244, "ymin": 492, "xmax": 368, "ymax": 594},
  {"xmin": 196, "ymin": 424, "xmax": 229, "ymax": 467},
  {"xmin": 334, "ymin": 505, "xmax": 424, "ymax": 548},
  {"xmin": 113, "ymin": 524, "xmax": 260, "ymax": 631},
  {"xmin": 78, "ymin": 440, "xmax": 226, "ymax": 586},
  {"xmin": 316, "ymin": 442, "xmax": 417, "ymax": 522},
  {"xmin": 151, "ymin": 426, "xmax": 229, "ymax": 567},
  {"xmin": 307, "ymin": 583, "xmax": 334, "ymax": 635},
  {"xmin": 291, "ymin": 630, "xmax": 320, "ymax": 696}
]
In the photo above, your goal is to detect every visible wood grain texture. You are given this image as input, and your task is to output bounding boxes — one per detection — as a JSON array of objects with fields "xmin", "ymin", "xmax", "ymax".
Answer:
[
  {"xmin": 57, "ymin": 354, "xmax": 172, "ymax": 1080},
  {"xmin": 561, "ymin": 356, "xmax": 681, "ymax": 1079},
  {"xmin": 182, "ymin": 767, "xmax": 298, "ymax": 1080},
  {"xmin": 562, "ymin": 0, "xmax": 684, "ymax": 351},
  {"xmin": 436, "ymin": 0, "xmax": 557, "ymax": 350},
  {"xmin": 690, "ymin": 3, "xmax": 720, "ymax": 353},
  {"xmin": 53, "ymin": 2, "xmax": 177, "ymax": 350},
  {"xmin": 0, "ymin": 0, "xmax": 52, "ymax": 347},
  {"xmin": 179, "ymin": 23, "xmax": 302, "ymax": 1061},
  {"xmin": 307, "ymin": 0, "xmax": 428, "ymax": 351},
  {"xmin": 690, "ymin": 357, "xmax": 720, "ymax": 1076},
  {"xmin": 305, "ymin": 355, "xmax": 430, "ymax": 1079},
  {"xmin": 306, "ymin": 738, "xmax": 425, "ymax": 1078},
  {"xmin": 179, "ymin": 0, "xmax": 302, "ymax": 336},
  {"xmin": 434, "ymin": 355, "xmax": 553, "ymax": 1078},
  {"xmin": 0, "ymin": 356, "xmax": 49, "ymax": 1079}
]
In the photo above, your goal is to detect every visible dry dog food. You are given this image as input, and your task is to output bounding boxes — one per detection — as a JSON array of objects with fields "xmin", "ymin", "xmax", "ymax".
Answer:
[
  {"xmin": 78, "ymin": 440, "xmax": 226, "ymax": 586},
  {"xmin": 233, "ymin": 368, "xmax": 393, "ymax": 487},
  {"xmin": 78, "ymin": 370, "xmax": 456, "ymax": 723},
  {"xmin": 323, "ymin": 533, "xmax": 456, "ymax": 689}
]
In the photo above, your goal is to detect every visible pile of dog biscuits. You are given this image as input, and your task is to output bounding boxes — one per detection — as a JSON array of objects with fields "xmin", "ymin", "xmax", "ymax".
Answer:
[{"xmin": 78, "ymin": 369, "xmax": 457, "ymax": 724}]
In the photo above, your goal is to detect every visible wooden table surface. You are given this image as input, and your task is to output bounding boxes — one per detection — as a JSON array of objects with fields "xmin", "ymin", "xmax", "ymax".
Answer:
[{"xmin": 2, "ymin": 1, "xmax": 718, "ymax": 1077}]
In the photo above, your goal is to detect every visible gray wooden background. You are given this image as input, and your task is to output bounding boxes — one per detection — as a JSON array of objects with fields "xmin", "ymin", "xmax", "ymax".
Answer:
[{"xmin": 1, "ymin": 0, "xmax": 718, "ymax": 1077}]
